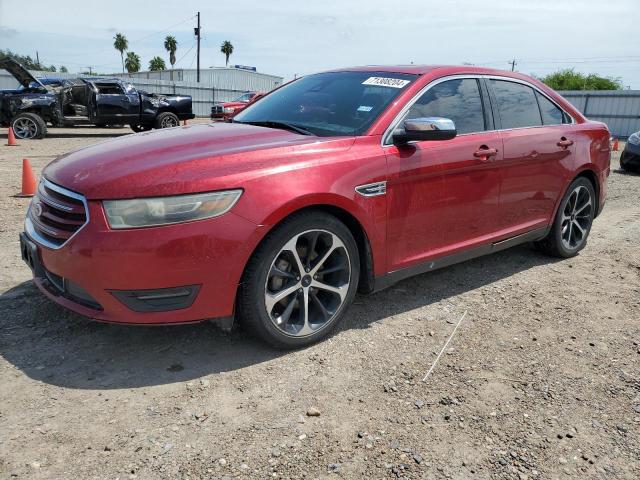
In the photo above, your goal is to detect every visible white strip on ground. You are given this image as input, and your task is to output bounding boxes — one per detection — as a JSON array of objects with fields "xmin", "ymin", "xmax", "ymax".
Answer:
[{"xmin": 422, "ymin": 310, "xmax": 468, "ymax": 383}]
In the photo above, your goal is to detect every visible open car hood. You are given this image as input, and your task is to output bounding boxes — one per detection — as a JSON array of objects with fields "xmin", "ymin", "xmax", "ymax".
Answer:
[{"xmin": 0, "ymin": 58, "xmax": 45, "ymax": 89}]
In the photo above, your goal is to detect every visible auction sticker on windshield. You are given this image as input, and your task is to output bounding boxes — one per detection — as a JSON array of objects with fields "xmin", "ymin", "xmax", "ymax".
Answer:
[{"xmin": 362, "ymin": 77, "xmax": 411, "ymax": 88}]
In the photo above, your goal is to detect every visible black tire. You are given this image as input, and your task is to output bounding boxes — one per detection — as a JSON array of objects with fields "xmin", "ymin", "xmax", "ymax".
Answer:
[
  {"xmin": 11, "ymin": 112, "xmax": 47, "ymax": 139},
  {"xmin": 154, "ymin": 112, "xmax": 180, "ymax": 129},
  {"xmin": 130, "ymin": 124, "xmax": 153, "ymax": 133},
  {"xmin": 535, "ymin": 177, "xmax": 596, "ymax": 258},
  {"xmin": 620, "ymin": 152, "xmax": 627, "ymax": 171},
  {"xmin": 238, "ymin": 211, "xmax": 360, "ymax": 349}
]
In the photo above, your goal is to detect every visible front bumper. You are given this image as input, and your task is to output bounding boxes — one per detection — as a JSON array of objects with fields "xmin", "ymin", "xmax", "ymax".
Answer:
[{"xmin": 22, "ymin": 200, "xmax": 265, "ymax": 325}]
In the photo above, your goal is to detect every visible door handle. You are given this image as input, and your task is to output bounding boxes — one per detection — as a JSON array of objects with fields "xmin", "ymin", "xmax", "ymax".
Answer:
[
  {"xmin": 557, "ymin": 138, "xmax": 573, "ymax": 148},
  {"xmin": 473, "ymin": 147, "xmax": 498, "ymax": 161}
]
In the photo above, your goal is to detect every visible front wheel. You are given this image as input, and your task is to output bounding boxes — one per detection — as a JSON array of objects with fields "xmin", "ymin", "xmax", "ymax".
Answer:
[
  {"xmin": 12, "ymin": 112, "xmax": 47, "ymax": 139},
  {"xmin": 535, "ymin": 177, "xmax": 595, "ymax": 258},
  {"xmin": 238, "ymin": 211, "xmax": 360, "ymax": 349},
  {"xmin": 130, "ymin": 124, "xmax": 153, "ymax": 133}
]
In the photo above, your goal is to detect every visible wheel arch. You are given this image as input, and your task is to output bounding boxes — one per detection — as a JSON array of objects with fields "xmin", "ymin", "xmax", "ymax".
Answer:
[
  {"xmin": 551, "ymin": 167, "xmax": 601, "ymax": 224},
  {"xmin": 574, "ymin": 167, "xmax": 600, "ymax": 218},
  {"xmin": 239, "ymin": 202, "xmax": 377, "ymax": 297}
]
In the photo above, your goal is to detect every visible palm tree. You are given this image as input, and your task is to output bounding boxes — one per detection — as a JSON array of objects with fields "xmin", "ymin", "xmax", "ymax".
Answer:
[
  {"xmin": 113, "ymin": 33, "xmax": 128, "ymax": 74},
  {"xmin": 220, "ymin": 41, "xmax": 234, "ymax": 67},
  {"xmin": 164, "ymin": 35, "xmax": 178, "ymax": 80},
  {"xmin": 149, "ymin": 56, "xmax": 166, "ymax": 71},
  {"xmin": 124, "ymin": 52, "xmax": 141, "ymax": 73}
]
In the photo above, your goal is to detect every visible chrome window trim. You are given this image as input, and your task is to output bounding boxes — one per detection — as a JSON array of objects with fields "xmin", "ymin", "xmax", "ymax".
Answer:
[
  {"xmin": 382, "ymin": 74, "xmax": 575, "ymax": 147},
  {"xmin": 25, "ymin": 179, "xmax": 90, "ymax": 250}
]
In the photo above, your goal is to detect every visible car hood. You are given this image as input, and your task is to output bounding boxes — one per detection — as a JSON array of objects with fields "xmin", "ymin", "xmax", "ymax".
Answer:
[
  {"xmin": 44, "ymin": 123, "xmax": 355, "ymax": 200},
  {"xmin": 0, "ymin": 58, "xmax": 44, "ymax": 89}
]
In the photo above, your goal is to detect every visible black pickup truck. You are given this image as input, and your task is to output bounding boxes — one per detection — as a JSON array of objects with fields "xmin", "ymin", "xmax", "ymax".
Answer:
[{"xmin": 0, "ymin": 58, "xmax": 194, "ymax": 139}]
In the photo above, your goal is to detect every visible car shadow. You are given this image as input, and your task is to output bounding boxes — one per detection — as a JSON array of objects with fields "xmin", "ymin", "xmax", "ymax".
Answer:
[
  {"xmin": 0, "ymin": 244, "xmax": 560, "ymax": 390},
  {"xmin": 613, "ymin": 168, "xmax": 640, "ymax": 176}
]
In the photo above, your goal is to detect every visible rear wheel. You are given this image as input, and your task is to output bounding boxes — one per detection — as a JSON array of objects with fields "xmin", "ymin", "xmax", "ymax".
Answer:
[
  {"xmin": 238, "ymin": 211, "xmax": 360, "ymax": 349},
  {"xmin": 535, "ymin": 177, "xmax": 595, "ymax": 258},
  {"xmin": 12, "ymin": 112, "xmax": 47, "ymax": 139},
  {"xmin": 155, "ymin": 112, "xmax": 180, "ymax": 129}
]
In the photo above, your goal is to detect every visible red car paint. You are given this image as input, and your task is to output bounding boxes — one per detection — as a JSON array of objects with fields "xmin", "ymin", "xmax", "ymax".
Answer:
[
  {"xmin": 26, "ymin": 65, "xmax": 610, "ymax": 325},
  {"xmin": 210, "ymin": 91, "xmax": 265, "ymax": 121}
]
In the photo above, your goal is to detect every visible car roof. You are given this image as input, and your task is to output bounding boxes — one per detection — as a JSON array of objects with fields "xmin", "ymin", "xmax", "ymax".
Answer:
[
  {"xmin": 328, "ymin": 64, "xmax": 530, "ymax": 78},
  {"xmin": 80, "ymin": 77, "xmax": 122, "ymax": 83}
]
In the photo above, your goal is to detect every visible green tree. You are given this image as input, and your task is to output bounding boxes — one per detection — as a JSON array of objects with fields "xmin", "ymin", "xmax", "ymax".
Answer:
[
  {"xmin": 60, "ymin": 65, "xmax": 68, "ymax": 73},
  {"xmin": 149, "ymin": 56, "xmax": 166, "ymax": 71},
  {"xmin": 124, "ymin": 51, "xmax": 141, "ymax": 73},
  {"xmin": 113, "ymin": 33, "xmax": 128, "ymax": 74},
  {"xmin": 164, "ymin": 35, "xmax": 178, "ymax": 69},
  {"xmin": 220, "ymin": 40, "xmax": 234, "ymax": 67},
  {"xmin": 540, "ymin": 69, "xmax": 622, "ymax": 90},
  {"xmin": 0, "ymin": 49, "xmax": 56, "ymax": 71}
]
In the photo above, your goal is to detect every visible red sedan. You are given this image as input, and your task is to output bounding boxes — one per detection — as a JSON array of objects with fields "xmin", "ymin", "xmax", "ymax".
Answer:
[{"xmin": 21, "ymin": 65, "xmax": 610, "ymax": 348}]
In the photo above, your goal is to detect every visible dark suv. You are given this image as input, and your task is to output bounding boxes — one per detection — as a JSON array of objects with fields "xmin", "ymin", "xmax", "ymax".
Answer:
[{"xmin": 0, "ymin": 58, "xmax": 194, "ymax": 138}]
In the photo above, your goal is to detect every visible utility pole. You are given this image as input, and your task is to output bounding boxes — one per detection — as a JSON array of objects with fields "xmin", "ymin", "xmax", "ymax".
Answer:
[
  {"xmin": 87, "ymin": 66, "xmax": 93, "ymax": 75},
  {"xmin": 509, "ymin": 59, "xmax": 517, "ymax": 71},
  {"xmin": 194, "ymin": 12, "xmax": 201, "ymax": 82},
  {"xmin": 36, "ymin": 51, "xmax": 40, "ymax": 69}
]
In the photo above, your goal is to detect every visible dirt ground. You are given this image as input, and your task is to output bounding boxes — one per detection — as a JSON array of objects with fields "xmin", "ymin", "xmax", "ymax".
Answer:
[{"xmin": 0, "ymin": 124, "xmax": 638, "ymax": 480}]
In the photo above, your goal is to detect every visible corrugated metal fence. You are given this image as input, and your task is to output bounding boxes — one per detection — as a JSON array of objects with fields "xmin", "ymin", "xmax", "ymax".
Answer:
[
  {"xmin": 559, "ymin": 90, "xmax": 640, "ymax": 138},
  {"xmin": 0, "ymin": 69, "xmax": 282, "ymax": 117}
]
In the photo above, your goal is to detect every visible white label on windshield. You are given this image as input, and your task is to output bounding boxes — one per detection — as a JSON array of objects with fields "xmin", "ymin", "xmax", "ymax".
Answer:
[
  {"xmin": 357, "ymin": 105, "xmax": 373, "ymax": 112},
  {"xmin": 362, "ymin": 77, "xmax": 410, "ymax": 88}
]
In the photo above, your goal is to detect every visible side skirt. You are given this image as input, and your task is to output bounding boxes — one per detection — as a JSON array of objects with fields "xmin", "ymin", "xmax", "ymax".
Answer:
[{"xmin": 373, "ymin": 226, "xmax": 550, "ymax": 292}]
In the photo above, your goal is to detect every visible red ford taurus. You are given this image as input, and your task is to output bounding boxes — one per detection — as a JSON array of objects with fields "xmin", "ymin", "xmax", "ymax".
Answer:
[{"xmin": 21, "ymin": 65, "xmax": 610, "ymax": 348}]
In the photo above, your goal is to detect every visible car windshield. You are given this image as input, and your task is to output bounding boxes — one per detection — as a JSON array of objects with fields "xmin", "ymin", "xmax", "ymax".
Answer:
[{"xmin": 233, "ymin": 71, "xmax": 416, "ymax": 136}]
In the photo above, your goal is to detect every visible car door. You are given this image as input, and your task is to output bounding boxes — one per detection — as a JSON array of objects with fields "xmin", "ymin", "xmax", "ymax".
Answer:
[
  {"xmin": 488, "ymin": 79, "xmax": 574, "ymax": 233},
  {"xmin": 384, "ymin": 77, "xmax": 504, "ymax": 272},
  {"xmin": 95, "ymin": 82, "xmax": 139, "ymax": 124}
]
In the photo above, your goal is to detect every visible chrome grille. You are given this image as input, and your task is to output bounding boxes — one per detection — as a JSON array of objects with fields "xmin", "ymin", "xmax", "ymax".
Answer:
[
  {"xmin": 26, "ymin": 180, "xmax": 89, "ymax": 249},
  {"xmin": 212, "ymin": 105, "xmax": 224, "ymax": 114}
]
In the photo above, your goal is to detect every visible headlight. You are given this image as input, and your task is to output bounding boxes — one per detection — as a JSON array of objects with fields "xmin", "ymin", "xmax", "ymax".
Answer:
[
  {"xmin": 628, "ymin": 133, "xmax": 640, "ymax": 146},
  {"xmin": 103, "ymin": 190, "xmax": 242, "ymax": 229},
  {"xmin": 223, "ymin": 107, "xmax": 236, "ymax": 114}
]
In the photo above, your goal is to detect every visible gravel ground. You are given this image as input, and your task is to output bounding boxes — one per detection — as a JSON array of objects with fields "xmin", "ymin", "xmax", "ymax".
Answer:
[{"xmin": 0, "ymin": 125, "xmax": 638, "ymax": 480}]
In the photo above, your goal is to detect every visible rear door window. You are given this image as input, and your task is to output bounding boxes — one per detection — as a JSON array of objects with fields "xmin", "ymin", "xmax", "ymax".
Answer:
[
  {"xmin": 535, "ymin": 91, "xmax": 565, "ymax": 125},
  {"xmin": 405, "ymin": 79, "xmax": 486, "ymax": 135},
  {"xmin": 96, "ymin": 83, "xmax": 124, "ymax": 95},
  {"xmin": 490, "ymin": 80, "xmax": 542, "ymax": 129}
]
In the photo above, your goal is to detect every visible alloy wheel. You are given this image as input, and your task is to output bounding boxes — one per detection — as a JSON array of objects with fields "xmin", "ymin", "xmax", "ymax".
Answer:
[
  {"xmin": 561, "ymin": 185, "xmax": 593, "ymax": 250},
  {"xmin": 161, "ymin": 116, "xmax": 179, "ymax": 128},
  {"xmin": 264, "ymin": 229, "xmax": 351, "ymax": 337},
  {"xmin": 13, "ymin": 117, "xmax": 38, "ymax": 139}
]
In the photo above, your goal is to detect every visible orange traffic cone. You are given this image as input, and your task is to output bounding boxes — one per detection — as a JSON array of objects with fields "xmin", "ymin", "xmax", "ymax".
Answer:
[
  {"xmin": 612, "ymin": 138, "xmax": 619, "ymax": 151},
  {"xmin": 6, "ymin": 126, "xmax": 19, "ymax": 146},
  {"xmin": 18, "ymin": 158, "xmax": 37, "ymax": 197}
]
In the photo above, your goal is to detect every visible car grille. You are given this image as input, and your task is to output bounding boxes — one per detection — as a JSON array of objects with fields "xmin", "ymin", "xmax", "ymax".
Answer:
[
  {"xmin": 212, "ymin": 105, "xmax": 223, "ymax": 114},
  {"xmin": 26, "ymin": 180, "xmax": 88, "ymax": 249}
]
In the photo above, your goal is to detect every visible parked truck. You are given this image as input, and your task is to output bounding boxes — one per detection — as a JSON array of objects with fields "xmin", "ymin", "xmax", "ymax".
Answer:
[{"xmin": 0, "ymin": 58, "xmax": 194, "ymax": 139}]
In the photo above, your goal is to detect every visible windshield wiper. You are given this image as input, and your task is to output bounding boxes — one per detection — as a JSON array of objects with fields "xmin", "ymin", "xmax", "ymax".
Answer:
[{"xmin": 235, "ymin": 120, "xmax": 316, "ymax": 136}]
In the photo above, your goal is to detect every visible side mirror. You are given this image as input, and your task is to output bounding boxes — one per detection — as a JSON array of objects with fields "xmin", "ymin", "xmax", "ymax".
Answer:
[{"xmin": 392, "ymin": 117, "xmax": 457, "ymax": 144}]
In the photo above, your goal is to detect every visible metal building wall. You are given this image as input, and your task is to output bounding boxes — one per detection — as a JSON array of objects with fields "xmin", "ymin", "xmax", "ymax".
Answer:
[{"xmin": 559, "ymin": 90, "xmax": 640, "ymax": 138}]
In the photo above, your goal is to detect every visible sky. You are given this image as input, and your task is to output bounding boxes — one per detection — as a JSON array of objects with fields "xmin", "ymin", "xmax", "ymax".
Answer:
[{"xmin": 0, "ymin": 0, "xmax": 638, "ymax": 87}]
